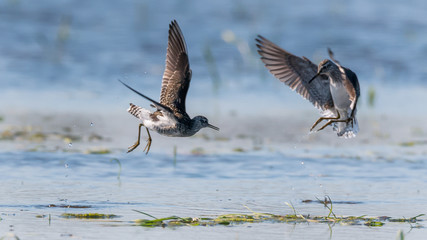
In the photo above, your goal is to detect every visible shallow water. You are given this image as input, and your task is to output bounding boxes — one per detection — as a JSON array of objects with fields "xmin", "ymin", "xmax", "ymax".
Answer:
[
  {"xmin": 0, "ymin": 150, "xmax": 425, "ymax": 239},
  {"xmin": 1, "ymin": 0, "xmax": 427, "ymax": 239}
]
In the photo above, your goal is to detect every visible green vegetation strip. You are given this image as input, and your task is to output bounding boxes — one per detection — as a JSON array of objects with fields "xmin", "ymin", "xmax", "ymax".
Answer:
[{"xmin": 134, "ymin": 212, "xmax": 424, "ymax": 228}]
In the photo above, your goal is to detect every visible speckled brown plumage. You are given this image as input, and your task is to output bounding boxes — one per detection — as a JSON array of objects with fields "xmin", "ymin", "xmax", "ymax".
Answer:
[
  {"xmin": 120, "ymin": 20, "xmax": 219, "ymax": 154},
  {"xmin": 159, "ymin": 20, "xmax": 192, "ymax": 120}
]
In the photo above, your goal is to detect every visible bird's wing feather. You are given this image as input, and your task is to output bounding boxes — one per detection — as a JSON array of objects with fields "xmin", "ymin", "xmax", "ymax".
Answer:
[
  {"xmin": 342, "ymin": 67, "xmax": 360, "ymax": 112},
  {"xmin": 256, "ymin": 35, "xmax": 334, "ymax": 110},
  {"xmin": 343, "ymin": 68, "xmax": 360, "ymax": 98},
  {"xmin": 160, "ymin": 20, "xmax": 192, "ymax": 117}
]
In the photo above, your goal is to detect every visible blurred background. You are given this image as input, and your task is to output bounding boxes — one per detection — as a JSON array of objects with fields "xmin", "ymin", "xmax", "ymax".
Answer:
[{"xmin": 1, "ymin": 0, "xmax": 427, "ymax": 151}]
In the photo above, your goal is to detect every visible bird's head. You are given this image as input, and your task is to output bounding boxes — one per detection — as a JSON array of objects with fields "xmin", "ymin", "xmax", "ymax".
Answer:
[
  {"xmin": 309, "ymin": 59, "xmax": 335, "ymax": 83},
  {"xmin": 317, "ymin": 59, "xmax": 335, "ymax": 74},
  {"xmin": 192, "ymin": 116, "xmax": 219, "ymax": 131}
]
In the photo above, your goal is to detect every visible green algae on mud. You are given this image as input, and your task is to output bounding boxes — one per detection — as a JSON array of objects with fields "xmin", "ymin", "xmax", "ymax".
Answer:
[
  {"xmin": 133, "ymin": 211, "xmax": 425, "ymax": 228},
  {"xmin": 130, "ymin": 198, "xmax": 426, "ymax": 228}
]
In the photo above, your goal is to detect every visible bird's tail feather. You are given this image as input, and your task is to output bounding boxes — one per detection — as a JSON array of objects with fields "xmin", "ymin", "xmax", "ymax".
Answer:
[
  {"xmin": 127, "ymin": 103, "xmax": 150, "ymax": 120},
  {"xmin": 334, "ymin": 117, "xmax": 358, "ymax": 138},
  {"xmin": 321, "ymin": 109, "xmax": 358, "ymax": 138}
]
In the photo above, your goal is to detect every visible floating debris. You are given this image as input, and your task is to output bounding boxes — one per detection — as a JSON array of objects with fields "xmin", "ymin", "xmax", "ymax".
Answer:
[
  {"xmin": 60, "ymin": 213, "xmax": 119, "ymax": 219},
  {"xmin": 302, "ymin": 199, "xmax": 363, "ymax": 205},
  {"xmin": 191, "ymin": 147, "xmax": 205, "ymax": 155},
  {"xmin": 0, "ymin": 130, "xmax": 14, "ymax": 140},
  {"xmin": 88, "ymin": 133, "xmax": 103, "ymax": 141},
  {"xmin": 47, "ymin": 204, "xmax": 91, "ymax": 208},
  {"xmin": 0, "ymin": 232, "xmax": 20, "ymax": 240},
  {"xmin": 399, "ymin": 140, "xmax": 427, "ymax": 147},
  {"xmin": 232, "ymin": 147, "xmax": 245, "ymax": 152},
  {"xmin": 28, "ymin": 132, "xmax": 47, "ymax": 142},
  {"xmin": 85, "ymin": 148, "xmax": 111, "ymax": 154}
]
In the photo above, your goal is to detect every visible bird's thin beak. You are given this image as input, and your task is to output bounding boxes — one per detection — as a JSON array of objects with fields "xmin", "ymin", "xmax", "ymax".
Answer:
[
  {"xmin": 207, "ymin": 124, "xmax": 220, "ymax": 131},
  {"xmin": 309, "ymin": 72, "xmax": 320, "ymax": 83}
]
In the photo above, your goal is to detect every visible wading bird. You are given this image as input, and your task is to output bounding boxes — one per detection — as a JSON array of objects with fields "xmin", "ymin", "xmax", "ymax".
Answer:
[
  {"xmin": 256, "ymin": 35, "xmax": 360, "ymax": 138},
  {"xmin": 120, "ymin": 20, "xmax": 219, "ymax": 154}
]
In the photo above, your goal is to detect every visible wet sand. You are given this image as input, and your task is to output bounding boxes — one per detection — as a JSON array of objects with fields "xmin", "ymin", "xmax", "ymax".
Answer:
[{"xmin": 1, "ymin": 84, "xmax": 426, "ymax": 158}]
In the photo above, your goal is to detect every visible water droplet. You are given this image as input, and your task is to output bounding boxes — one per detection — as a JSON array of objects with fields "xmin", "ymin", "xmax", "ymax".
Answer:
[{"xmin": 301, "ymin": 161, "xmax": 304, "ymax": 165}]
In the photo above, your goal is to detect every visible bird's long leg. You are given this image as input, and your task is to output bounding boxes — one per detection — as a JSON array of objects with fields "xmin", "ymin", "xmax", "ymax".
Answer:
[
  {"xmin": 310, "ymin": 118, "xmax": 329, "ymax": 132},
  {"xmin": 310, "ymin": 111, "xmax": 341, "ymax": 132},
  {"xmin": 142, "ymin": 127, "xmax": 152, "ymax": 155},
  {"xmin": 127, "ymin": 123, "xmax": 143, "ymax": 153},
  {"xmin": 316, "ymin": 113, "xmax": 353, "ymax": 132}
]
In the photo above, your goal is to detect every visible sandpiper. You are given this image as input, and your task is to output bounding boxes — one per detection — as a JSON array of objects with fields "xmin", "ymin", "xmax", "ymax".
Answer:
[
  {"xmin": 256, "ymin": 35, "xmax": 360, "ymax": 138},
  {"xmin": 120, "ymin": 20, "xmax": 219, "ymax": 154}
]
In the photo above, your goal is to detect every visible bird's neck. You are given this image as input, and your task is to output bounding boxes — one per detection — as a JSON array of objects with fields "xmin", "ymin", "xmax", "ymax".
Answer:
[
  {"xmin": 190, "ymin": 120, "xmax": 202, "ymax": 132},
  {"xmin": 327, "ymin": 68, "xmax": 343, "ymax": 84}
]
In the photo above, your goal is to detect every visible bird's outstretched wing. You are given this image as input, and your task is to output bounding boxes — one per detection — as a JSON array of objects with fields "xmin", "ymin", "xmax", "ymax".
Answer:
[
  {"xmin": 159, "ymin": 20, "xmax": 192, "ymax": 117},
  {"xmin": 256, "ymin": 35, "xmax": 334, "ymax": 110}
]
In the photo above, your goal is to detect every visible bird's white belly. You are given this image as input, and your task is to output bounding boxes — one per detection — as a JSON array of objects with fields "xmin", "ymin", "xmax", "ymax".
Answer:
[
  {"xmin": 142, "ymin": 114, "xmax": 186, "ymax": 137},
  {"xmin": 143, "ymin": 114, "xmax": 176, "ymax": 130},
  {"xmin": 330, "ymin": 81, "xmax": 351, "ymax": 112}
]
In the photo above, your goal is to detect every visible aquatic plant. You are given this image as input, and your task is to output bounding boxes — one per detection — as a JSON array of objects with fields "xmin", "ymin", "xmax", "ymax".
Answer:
[
  {"xmin": 173, "ymin": 145, "xmax": 177, "ymax": 166},
  {"xmin": 368, "ymin": 86, "xmax": 376, "ymax": 107},
  {"xmin": 133, "ymin": 212, "xmax": 424, "ymax": 228},
  {"xmin": 396, "ymin": 230, "xmax": 405, "ymax": 240},
  {"xmin": 203, "ymin": 44, "xmax": 221, "ymax": 94},
  {"xmin": 110, "ymin": 158, "xmax": 122, "ymax": 185},
  {"xmin": 132, "ymin": 200, "xmax": 425, "ymax": 228}
]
